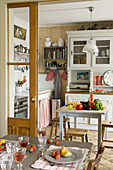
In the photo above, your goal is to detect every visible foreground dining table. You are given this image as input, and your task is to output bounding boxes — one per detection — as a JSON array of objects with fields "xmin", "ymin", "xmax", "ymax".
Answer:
[
  {"xmin": 57, "ymin": 101, "xmax": 110, "ymax": 150},
  {"xmin": 2, "ymin": 135, "xmax": 93, "ymax": 170}
]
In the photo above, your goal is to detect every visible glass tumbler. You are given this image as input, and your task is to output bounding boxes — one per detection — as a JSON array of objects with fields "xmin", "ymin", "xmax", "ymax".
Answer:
[
  {"xmin": 37, "ymin": 128, "xmax": 48, "ymax": 151},
  {"xmin": 0, "ymin": 155, "xmax": 13, "ymax": 170}
]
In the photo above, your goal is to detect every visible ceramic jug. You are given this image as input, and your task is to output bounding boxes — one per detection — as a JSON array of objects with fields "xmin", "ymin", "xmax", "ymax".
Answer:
[
  {"xmin": 58, "ymin": 38, "xmax": 64, "ymax": 47},
  {"xmin": 44, "ymin": 37, "xmax": 52, "ymax": 47}
]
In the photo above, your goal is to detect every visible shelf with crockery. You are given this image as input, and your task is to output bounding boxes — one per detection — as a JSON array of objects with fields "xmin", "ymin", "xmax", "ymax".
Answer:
[
  {"xmin": 43, "ymin": 46, "xmax": 67, "ymax": 71},
  {"xmin": 69, "ymin": 39, "xmax": 88, "ymax": 67},
  {"xmin": 93, "ymin": 39, "xmax": 111, "ymax": 66}
]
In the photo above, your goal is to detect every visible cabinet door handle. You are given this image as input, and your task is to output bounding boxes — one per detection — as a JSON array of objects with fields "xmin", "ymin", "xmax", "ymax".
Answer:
[{"xmin": 71, "ymin": 50, "xmax": 73, "ymax": 55}]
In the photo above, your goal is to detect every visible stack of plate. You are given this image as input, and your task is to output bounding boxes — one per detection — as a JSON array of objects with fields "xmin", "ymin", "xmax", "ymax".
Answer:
[{"xmin": 104, "ymin": 70, "xmax": 113, "ymax": 86}]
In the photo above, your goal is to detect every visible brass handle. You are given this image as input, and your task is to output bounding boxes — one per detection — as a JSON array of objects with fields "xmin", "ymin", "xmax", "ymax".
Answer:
[{"xmin": 31, "ymin": 96, "xmax": 36, "ymax": 103}]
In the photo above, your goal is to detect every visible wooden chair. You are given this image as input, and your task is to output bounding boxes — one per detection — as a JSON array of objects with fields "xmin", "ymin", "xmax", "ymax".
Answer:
[
  {"xmin": 102, "ymin": 120, "xmax": 113, "ymax": 148},
  {"xmin": 50, "ymin": 117, "xmax": 70, "ymax": 139},
  {"xmin": 84, "ymin": 145, "xmax": 105, "ymax": 170},
  {"xmin": 65, "ymin": 128, "xmax": 88, "ymax": 142}
]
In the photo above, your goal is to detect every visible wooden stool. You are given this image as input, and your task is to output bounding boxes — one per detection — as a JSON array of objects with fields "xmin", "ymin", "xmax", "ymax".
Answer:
[
  {"xmin": 50, "ymin": 117, "xmax": 70, "ymax": 139},
  {"xmin": 102, "ymin": 120, "xmax": 113, "ymax": 148},
  {"xmin": 65, "ymin": 128, "xmax": 88, "ymax": 142}
]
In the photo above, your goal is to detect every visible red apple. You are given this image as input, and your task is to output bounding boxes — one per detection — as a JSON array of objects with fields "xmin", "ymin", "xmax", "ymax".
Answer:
[
  {"xmin": 76, "ymin": 104, "xmax": 83, "ymax": 110},
  {"xmin": 96, "ymin": 89, "xmax": 100, "ymax": 92}
]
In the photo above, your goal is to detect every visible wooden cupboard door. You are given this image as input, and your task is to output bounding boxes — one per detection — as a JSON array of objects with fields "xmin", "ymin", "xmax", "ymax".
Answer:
[{"xmin": 7, "ymin": 2, "xmax": 38, "ymax": 137}]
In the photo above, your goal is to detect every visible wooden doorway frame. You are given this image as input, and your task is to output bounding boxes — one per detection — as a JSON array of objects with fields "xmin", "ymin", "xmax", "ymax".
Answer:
[{"xmin": 7, "ymin": 2, "xmax": 38, "ymax": 137}]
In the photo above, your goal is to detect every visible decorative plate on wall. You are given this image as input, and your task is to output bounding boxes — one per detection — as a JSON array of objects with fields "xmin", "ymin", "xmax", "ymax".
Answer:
[{"xmin": 104, "ymin": 70, "xmax": 113, "ymax": 86}]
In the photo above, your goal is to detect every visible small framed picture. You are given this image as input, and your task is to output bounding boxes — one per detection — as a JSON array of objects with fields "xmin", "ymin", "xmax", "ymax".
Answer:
[
  {"xmin": 77, "ymin": 71, "xmax": 89, "ymax": 80},
  {"xmin": 14, "ymin": 25, "xmax": 27, "ymax": 41}
]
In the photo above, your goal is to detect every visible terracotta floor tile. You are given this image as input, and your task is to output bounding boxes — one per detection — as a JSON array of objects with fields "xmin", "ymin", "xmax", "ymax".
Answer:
[
  {"xmin": 99, "ymin": 164, "xmax": 110, "ymax": 170},
  {"xmin": 109, "ymin": 159, "xmax": 113, "ymax": 163},
  {"xmin": 102, "ymin": 153, "xmax": 113, "ymax": 161}
]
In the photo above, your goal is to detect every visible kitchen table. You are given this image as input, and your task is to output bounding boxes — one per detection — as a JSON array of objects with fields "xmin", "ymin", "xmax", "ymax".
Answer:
[
  {"xmin": 2, "ymin": 135, "xmax": 93, "ymax": 170},
  {"xmin": 57, "ymin": 101, "xmax": 110, "ymax": 150}
]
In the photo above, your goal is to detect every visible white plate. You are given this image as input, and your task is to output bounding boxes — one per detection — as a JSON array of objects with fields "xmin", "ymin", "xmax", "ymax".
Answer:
[
  {"xmin": 104, "ymin": 70, "xmax": 113, "ymax": 86},
  {"xmin": 44, "ymin": 148, "xmax": 83, "ymax": 164}
]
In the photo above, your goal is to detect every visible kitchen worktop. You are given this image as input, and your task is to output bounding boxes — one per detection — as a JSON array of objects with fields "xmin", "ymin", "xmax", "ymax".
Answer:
[
  {"xmin": 65, "ymin": 91, "xmax": 113, "ymax": 95},
  {"xmin": 15, "ymin": 91, "xmax": 29, "ymax": 97},
  {"xmin": 38, "ymin": 89, "xmax": 54, "ymax": 95},
  {"xmin": 15, "ymin": 89, "xmax": 54, "ymax": 97}
]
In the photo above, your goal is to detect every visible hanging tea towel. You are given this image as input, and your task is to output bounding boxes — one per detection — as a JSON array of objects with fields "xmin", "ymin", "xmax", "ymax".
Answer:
[
  {"xmin": 61, "ymin": 71, "xmax": 67, "ymax": 80},
  {"xmin": 46, "ymin": 71, "xmax": 54, "ymax": 81}
]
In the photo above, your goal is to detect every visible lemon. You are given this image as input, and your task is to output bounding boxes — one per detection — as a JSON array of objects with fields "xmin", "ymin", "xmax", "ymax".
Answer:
[
  {"xmin": 68, "ymin": 104, "xmax": 73, "ymax": 110},
  {"xmin": 0, "ymin": 139, "xmax": 5, "ymax": 145}
]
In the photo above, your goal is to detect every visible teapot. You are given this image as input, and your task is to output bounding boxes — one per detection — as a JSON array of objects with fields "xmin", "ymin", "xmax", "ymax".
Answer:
[
  {"xmin": 44, "ymin": 37, "xmax": 52, "ymax": 47},
  {"xmin": 58, "ymin": 38, "xmax": 64, "ymax": 47}
]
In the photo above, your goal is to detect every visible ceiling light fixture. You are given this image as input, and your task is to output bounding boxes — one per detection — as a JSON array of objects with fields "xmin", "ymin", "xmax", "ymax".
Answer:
[{"xmin": 82, "ymin": 7, "xmax": 99, "ymax": 53}]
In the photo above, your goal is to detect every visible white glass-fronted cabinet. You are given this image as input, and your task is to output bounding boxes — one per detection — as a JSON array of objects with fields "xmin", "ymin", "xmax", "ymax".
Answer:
[
  {"xmin": 93, "ymin": 37, "xmax": 112, "ymax": 67},
  {"xmin": 69, "ymin": 38, "xmax": 90, "ymax": 68}
]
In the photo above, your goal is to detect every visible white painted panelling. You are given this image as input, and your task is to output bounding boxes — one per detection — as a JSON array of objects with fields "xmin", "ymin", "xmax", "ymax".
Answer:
[{"xmin": 38, "ymin": 73, "xmax": 54, "ymax": 91}]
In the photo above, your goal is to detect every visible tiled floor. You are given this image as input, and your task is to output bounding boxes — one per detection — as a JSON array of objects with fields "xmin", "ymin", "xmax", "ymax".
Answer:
[{"xmin": 46, "ymin": 126, "xmax": 113, "ymax": 170}]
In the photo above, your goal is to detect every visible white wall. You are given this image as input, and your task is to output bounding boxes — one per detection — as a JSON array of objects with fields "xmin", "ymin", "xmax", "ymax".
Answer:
[
  {"xmin": 14, "ymin": 10, "xmax": 29, "ymax": 48},
  {"xmin": 0, "ymin": 0, "xmax": 7, "ymax": 137},
  {"xmin": 38, "ymin": 73, "xmax": 54, "ymax": 91}
]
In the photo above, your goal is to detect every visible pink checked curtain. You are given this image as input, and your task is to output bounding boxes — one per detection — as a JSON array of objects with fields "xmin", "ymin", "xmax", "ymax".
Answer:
[{"xmin": 39, "ymin": 98, "xmax": 51, "ymax": 128}]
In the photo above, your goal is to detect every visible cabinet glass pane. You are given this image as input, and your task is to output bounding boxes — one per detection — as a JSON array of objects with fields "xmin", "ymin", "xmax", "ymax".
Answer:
[
  {"xmin": 73, "ymin": 41, "xmax": 86, "ymax": 64},
  {"xmin": 8, "ymin": 65, "xmax": 30, "ymax": 119},
  {"xmin": 8, "ymin": 7, "xmax": 30, "ymax": 62},
  {"xmin": 96, "ymin": 40, "xmax": 110, "ymax": 64}
]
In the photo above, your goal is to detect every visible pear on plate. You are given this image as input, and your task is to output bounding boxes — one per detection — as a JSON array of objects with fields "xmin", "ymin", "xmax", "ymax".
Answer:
[{"xmin": 61, "ymin": 146, "xmax": 72, "ymax": 157}]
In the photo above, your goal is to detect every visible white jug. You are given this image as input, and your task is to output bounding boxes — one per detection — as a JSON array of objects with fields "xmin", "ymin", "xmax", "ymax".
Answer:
[
  {"xmin": 58, "ymin": 38, "xmax": 64, "ymax": 47},
  {"xmin": 44, "ymin": 37, "xmax": 52, "ymax": 47}
]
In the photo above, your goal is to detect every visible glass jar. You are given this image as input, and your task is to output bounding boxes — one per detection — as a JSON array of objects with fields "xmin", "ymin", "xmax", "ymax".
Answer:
[
  {"xmin": 48, "ymin": 61, "xmax": 52, "ymax": 67},
  {"xmin": 61, "ymin": 63, "xmax": 65, "ymax": 67},
  {"xmin": 19, "ymin": 44, "xmax": 23, "ymax": 52}
]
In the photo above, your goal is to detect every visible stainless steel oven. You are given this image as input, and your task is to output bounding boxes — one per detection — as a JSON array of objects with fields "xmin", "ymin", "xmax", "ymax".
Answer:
[{"xmin": 14, "ymin": 97, "xmax": 28, "ymax": 118}]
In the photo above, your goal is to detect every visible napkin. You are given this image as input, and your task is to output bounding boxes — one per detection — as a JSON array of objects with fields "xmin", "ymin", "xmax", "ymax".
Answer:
[
  {"xmin": 61, "ymin": 71, "xmax": 67, "ymax": 80},
  {"xmin": 46, "ymin": 71, "xmax": 54, "ymax": 81},
  {"xmin": 31, "ymin": 145, "xmax": 89, "ymax": 170}
]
